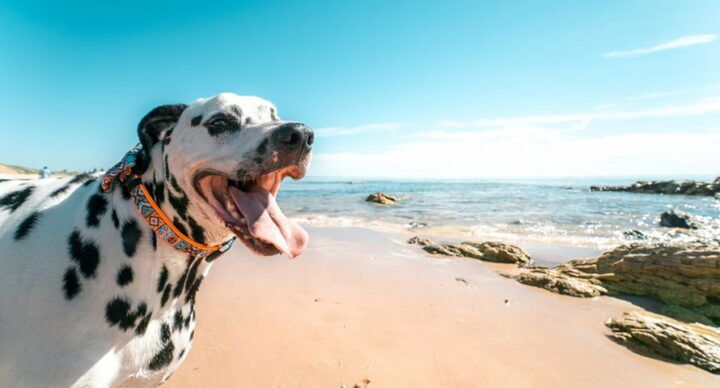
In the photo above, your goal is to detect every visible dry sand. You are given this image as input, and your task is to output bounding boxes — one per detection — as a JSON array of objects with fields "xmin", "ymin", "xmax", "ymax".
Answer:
[{"xmin": 165, "ymin": 227, "xmax": 717, "ymax": 387}]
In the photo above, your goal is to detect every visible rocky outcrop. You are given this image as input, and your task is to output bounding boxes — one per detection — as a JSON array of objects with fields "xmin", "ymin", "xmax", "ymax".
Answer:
[
  {"xmin": 504, "ymin": 260, "xmax": 607, "ymax": 297},
  {"xmin": 408, "ymin": 237, "xmax": 532, "ymax": 266},
  {"xmin": 507, "ymin": 243, "xmax": 720, "ymax": 325},
  {"xmin": 366, "ymin": 192, "xmax": 399, "ymax": 205},
  {"xmin": 659, "ymin": 210, "xmax": 697, "ymax": 229},
  {"xmin": 590, "ymin": 178, "xmax": 720, "ymax": 197},
  {"xmin": 606, "ymin": 311, "xmax": 720, "ymax": 374}
]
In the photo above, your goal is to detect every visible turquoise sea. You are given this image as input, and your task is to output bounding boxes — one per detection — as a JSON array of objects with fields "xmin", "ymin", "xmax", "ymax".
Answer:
[{"xmin": 278, "ymin": 177, "xmax": 720, "ymax": 249}]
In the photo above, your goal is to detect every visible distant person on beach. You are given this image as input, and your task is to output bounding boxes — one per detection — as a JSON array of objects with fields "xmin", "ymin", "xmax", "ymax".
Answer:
[{"xmin": 40, "ymin": 166, "xmax": 51, "ymax": 179}]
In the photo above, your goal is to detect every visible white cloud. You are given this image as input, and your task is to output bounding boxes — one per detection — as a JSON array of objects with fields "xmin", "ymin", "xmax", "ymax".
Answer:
[
  {"xmin": 310, "ymin": 129, "xmax": 720, "ymax": 179},
  {"xmin": 439, "ymin": 96, "xmax": 720, "ymax": 130},
  {"xmin": 311, "ymin": 96, "xmax": 720, "ymax": 178},
  {"xmin": 315, "ymin": 122, "xmax": 407, "ymax": 137},
  {"xmin": 603, "ymin": 34, "xmax": 716, "ymax": 58}
]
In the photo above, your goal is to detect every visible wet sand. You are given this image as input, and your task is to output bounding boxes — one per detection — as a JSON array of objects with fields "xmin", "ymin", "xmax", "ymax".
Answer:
[{"xmin": 165, "ymin": 227, "xmax": 717, "ymax": 387}]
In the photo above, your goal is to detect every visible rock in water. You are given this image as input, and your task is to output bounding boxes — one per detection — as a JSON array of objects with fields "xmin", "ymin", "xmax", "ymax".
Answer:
[
  {"xmin": 659, "ymin": 210, "xmax": 697, "ymax": 229},
  {"xmin": 366, "ymin": 192, "xmax": 399, "ymax": 205},
  {"xmin": 407, "ymin": 237, "xmax": 532, "ymax": 266},
  {"xmin": 606, "ymin": 311, "xmax": 720, "ymax": 374},
  {"xmin": 623, "ymin": 230, "xmax": 646, "ymax": 240},
  {"xmin": 590, "ymin": 178, "xmax": 720, "ymax": 197}
]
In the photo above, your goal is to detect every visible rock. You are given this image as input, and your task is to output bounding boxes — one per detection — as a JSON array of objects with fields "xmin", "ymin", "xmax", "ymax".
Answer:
[
  {"xmin": 594, "ymin": 243, "xmax": 720, "ymax": 324},
  {"xmin": 659, "ymin": 210, "xmax": 697, "ymax": 229},
  {"xmin": 606, "ymin": 311, "xmax": 720, "ymax": 374},
  {"xmin": 408, "ymin": 237, "xmax": 532, "ymax": 266},
  {"xmin": 366, "ymin": 192, "xmax": 399, "ymax": 205},
  {"xmin": 407, "ymin": 236, "xmax": 433, "ymax": 246},
  {"xmin": 590, "ymin": 178, "xmax": 720, "ymax": 197},
  {"xmin": 504, "ymin": 266, "xmax": 606, "ymax": 297},
  {"xmin": 408, "ymin": 220, "xmax": 428, "ymax": 228},
  {"xmin": 463, "ymin": 241, "xmax": 532, "ymax": 265},
  {"xmin": 509, "ymin": 242, "xmax": 720, "ymax": 325},
  {"xmin": 623, "ymin": 230, "xmax": 647, "ymax": 240}
]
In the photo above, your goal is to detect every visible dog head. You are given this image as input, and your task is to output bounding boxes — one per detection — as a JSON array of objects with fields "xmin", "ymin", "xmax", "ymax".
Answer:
[{"xmin": 136, "ymin": 93, "xmax": 312, "ymax": 258}]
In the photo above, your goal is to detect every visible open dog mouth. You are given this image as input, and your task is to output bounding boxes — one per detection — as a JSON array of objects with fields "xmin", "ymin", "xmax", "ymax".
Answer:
[{"xmin": 194, "ymin": 167, "xmax": 308, "ymax": 258}]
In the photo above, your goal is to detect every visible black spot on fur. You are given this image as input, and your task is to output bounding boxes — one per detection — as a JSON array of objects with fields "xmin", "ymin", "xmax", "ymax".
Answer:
[
  {"xmin": 105, "ymin": 298, "xmax": 146, "ymax": 331},
  {"xmin": 14, "ymin": 211, "xmax": 40, "ymax": 240},
  {"xmin": 105, "ymin": 298, "xmax": 133, "ymax": 330},
  {"xmin": 163, "ymin": 128, "xmax": 174, "ymax": 146},
  {"xmin": 187, "ymin": 217, "xmax": 206, "ymax": 244},
  {"xmin": 63, "ymin": 267, "xmax": 81, "ymax": 299},
  {"xmin": 121, "ymin": 220, "xmax": 142, "ymax": 257},
  {"xmin": 120, "ymin": 184, "xmax": 131, "ymax": 200},
  {"xmin": 148, "ymin": 340, "xmax": 175, "ymax": 370},
  {"xmin": 168, "ymin": 191, "xmax": 189, "ymax": 221},
  {"xmin": 173, "ymin": 260, "xmax": 192, "ymax": 297},
  {"xmin": 164, "ymin": 155, "xmax": 170, "ymax": 180},
  {"xmin": 135, "ymin": 312, "xmax": 152, "ymax": 335},
  {"xmin": 86, "ymin": 193, "xmax": 108, "ymax": 227},
  {"xmin": 0, "ymin": 186, "xmax": 34, "ymax": 212},
  {"xmin": 117, "ymin": 265, "xmax": 134, "ymax": 287},
  {"xmin": 161, "ymin": 285, "xmax": 172, "ymax": 307},
  {"xmin": 185, "ymin": 258, "xmax": 202, "ymax": 290},
  {"xmin": 68, "ymin": 231, "xmax": 100, "ymax": 278},
  {"xmin": 50, "ymin": 184, "xmax": 72, "ymax": 198},
  {"xmin": 154, "ymin": 181, "xmax": 165, "ymax": 206},
  {"xmin": 257, "ymin": 139, "xmax": 268, "ymax": 155},
  {"xmin": 69, "ymin": 174, "xmax": 92, "ymax": 184},
  {"xmin": 178, "ymin": 348, "xmax": 186, "ymax": 360},
  {"xmin": 170, "ymin": 175, "xmax": 182, "ymax": 192},
  {"xmin": 190, "ymin": 330, "xmax": 195, "ymax": 340},
  {"xmin": 161, "ymin": 322, "xmax": 171, "ymax": 342},
  {"xmin": 184, "ymin": 314, "xmax": 191, "ymax": 329},
  {"xmin": 191, "ymin": 115, "xmax": 202, "ymax": 126},
  {"xmin": 173, "ymin": 311, "xmax": 183, "ymax": 331},
  {"xmin": 111, "ymin": 209, "xmax": 119, "ymax": 229},
  {"xmin": 151, "ymin": 231, "xmax": 157, "ymax": 250},
  {"xmin": 230, "ymin": 105, "xmax": 242, "ymax": 118},
  {"xmin": 157, "ymin": 265, "xmax": 169, "ymax": 293},
  {"xmin": 174, "ymin": 217, "xmax": 189, "ymax": 236},
  {"xmin": 185, "ymin": 277, "xmax": 204, "ymax": 304}
]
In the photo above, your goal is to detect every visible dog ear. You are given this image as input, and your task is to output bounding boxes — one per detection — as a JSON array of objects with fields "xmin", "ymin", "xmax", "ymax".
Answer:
[{"xmin": 134, "ymin": 104, "xmax": 188, "ymax": 174}]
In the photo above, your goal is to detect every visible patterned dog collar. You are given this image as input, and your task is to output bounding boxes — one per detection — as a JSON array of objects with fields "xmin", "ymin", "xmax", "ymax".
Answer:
[{"xmin": 102, "ymin": 145, "xmax": 234, "ymax": 258}]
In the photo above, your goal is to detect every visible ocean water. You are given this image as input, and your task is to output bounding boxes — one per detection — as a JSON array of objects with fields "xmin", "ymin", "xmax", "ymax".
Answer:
[{"xmin": 277, "ymin": 178, "xmax": 720, "ymax": 249}]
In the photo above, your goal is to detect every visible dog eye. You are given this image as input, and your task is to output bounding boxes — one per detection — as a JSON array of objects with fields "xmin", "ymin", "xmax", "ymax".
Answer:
[{"xmin": 208, "ymin": 117, "xmax": 228, "ymax": 127}]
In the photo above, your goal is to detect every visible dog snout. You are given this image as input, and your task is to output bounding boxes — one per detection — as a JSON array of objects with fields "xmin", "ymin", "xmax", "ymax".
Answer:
[{"xmin": 272, "ymin": 123, "xmax": 313, "ymax": 152}]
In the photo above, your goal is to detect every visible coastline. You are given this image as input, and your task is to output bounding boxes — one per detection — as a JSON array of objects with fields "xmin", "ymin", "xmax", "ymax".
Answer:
[{"xmin": 164, "ymin": 226, "xmax": 716, "ymax": 387}]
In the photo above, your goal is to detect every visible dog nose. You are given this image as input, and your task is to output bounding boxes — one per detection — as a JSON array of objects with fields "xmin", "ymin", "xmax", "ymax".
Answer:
[{"xmin": 272, "ymin": 123, "xmax": 314, "ymax": 151}]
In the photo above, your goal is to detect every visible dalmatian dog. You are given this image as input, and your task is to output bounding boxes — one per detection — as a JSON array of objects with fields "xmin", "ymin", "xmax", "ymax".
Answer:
[{"xmin": 0, "ymin": 93, "xmax": 313, "ymax": 387}]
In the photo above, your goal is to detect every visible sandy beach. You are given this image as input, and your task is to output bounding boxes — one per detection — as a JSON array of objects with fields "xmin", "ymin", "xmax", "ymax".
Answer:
[{"xmin": 164, "ymin": 226, "xmax": 717, "ymax": 387}]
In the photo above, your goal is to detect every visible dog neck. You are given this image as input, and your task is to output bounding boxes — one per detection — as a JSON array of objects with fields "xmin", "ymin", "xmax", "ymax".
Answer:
[{"xmin": 137, "ymin": 147, "xmax": 233, "ymax": 249}]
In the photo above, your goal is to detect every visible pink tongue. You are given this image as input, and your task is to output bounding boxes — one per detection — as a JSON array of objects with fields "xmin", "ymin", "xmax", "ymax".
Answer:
[{"xmin": 229, "ymin": 186, "xmax": 308, "ymax": 258}]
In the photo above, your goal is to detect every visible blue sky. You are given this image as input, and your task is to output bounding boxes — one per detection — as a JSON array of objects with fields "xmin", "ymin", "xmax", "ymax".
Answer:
[{"xmin": 0, "ymin": 1, "xmax": 718, "ymax": 178}]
